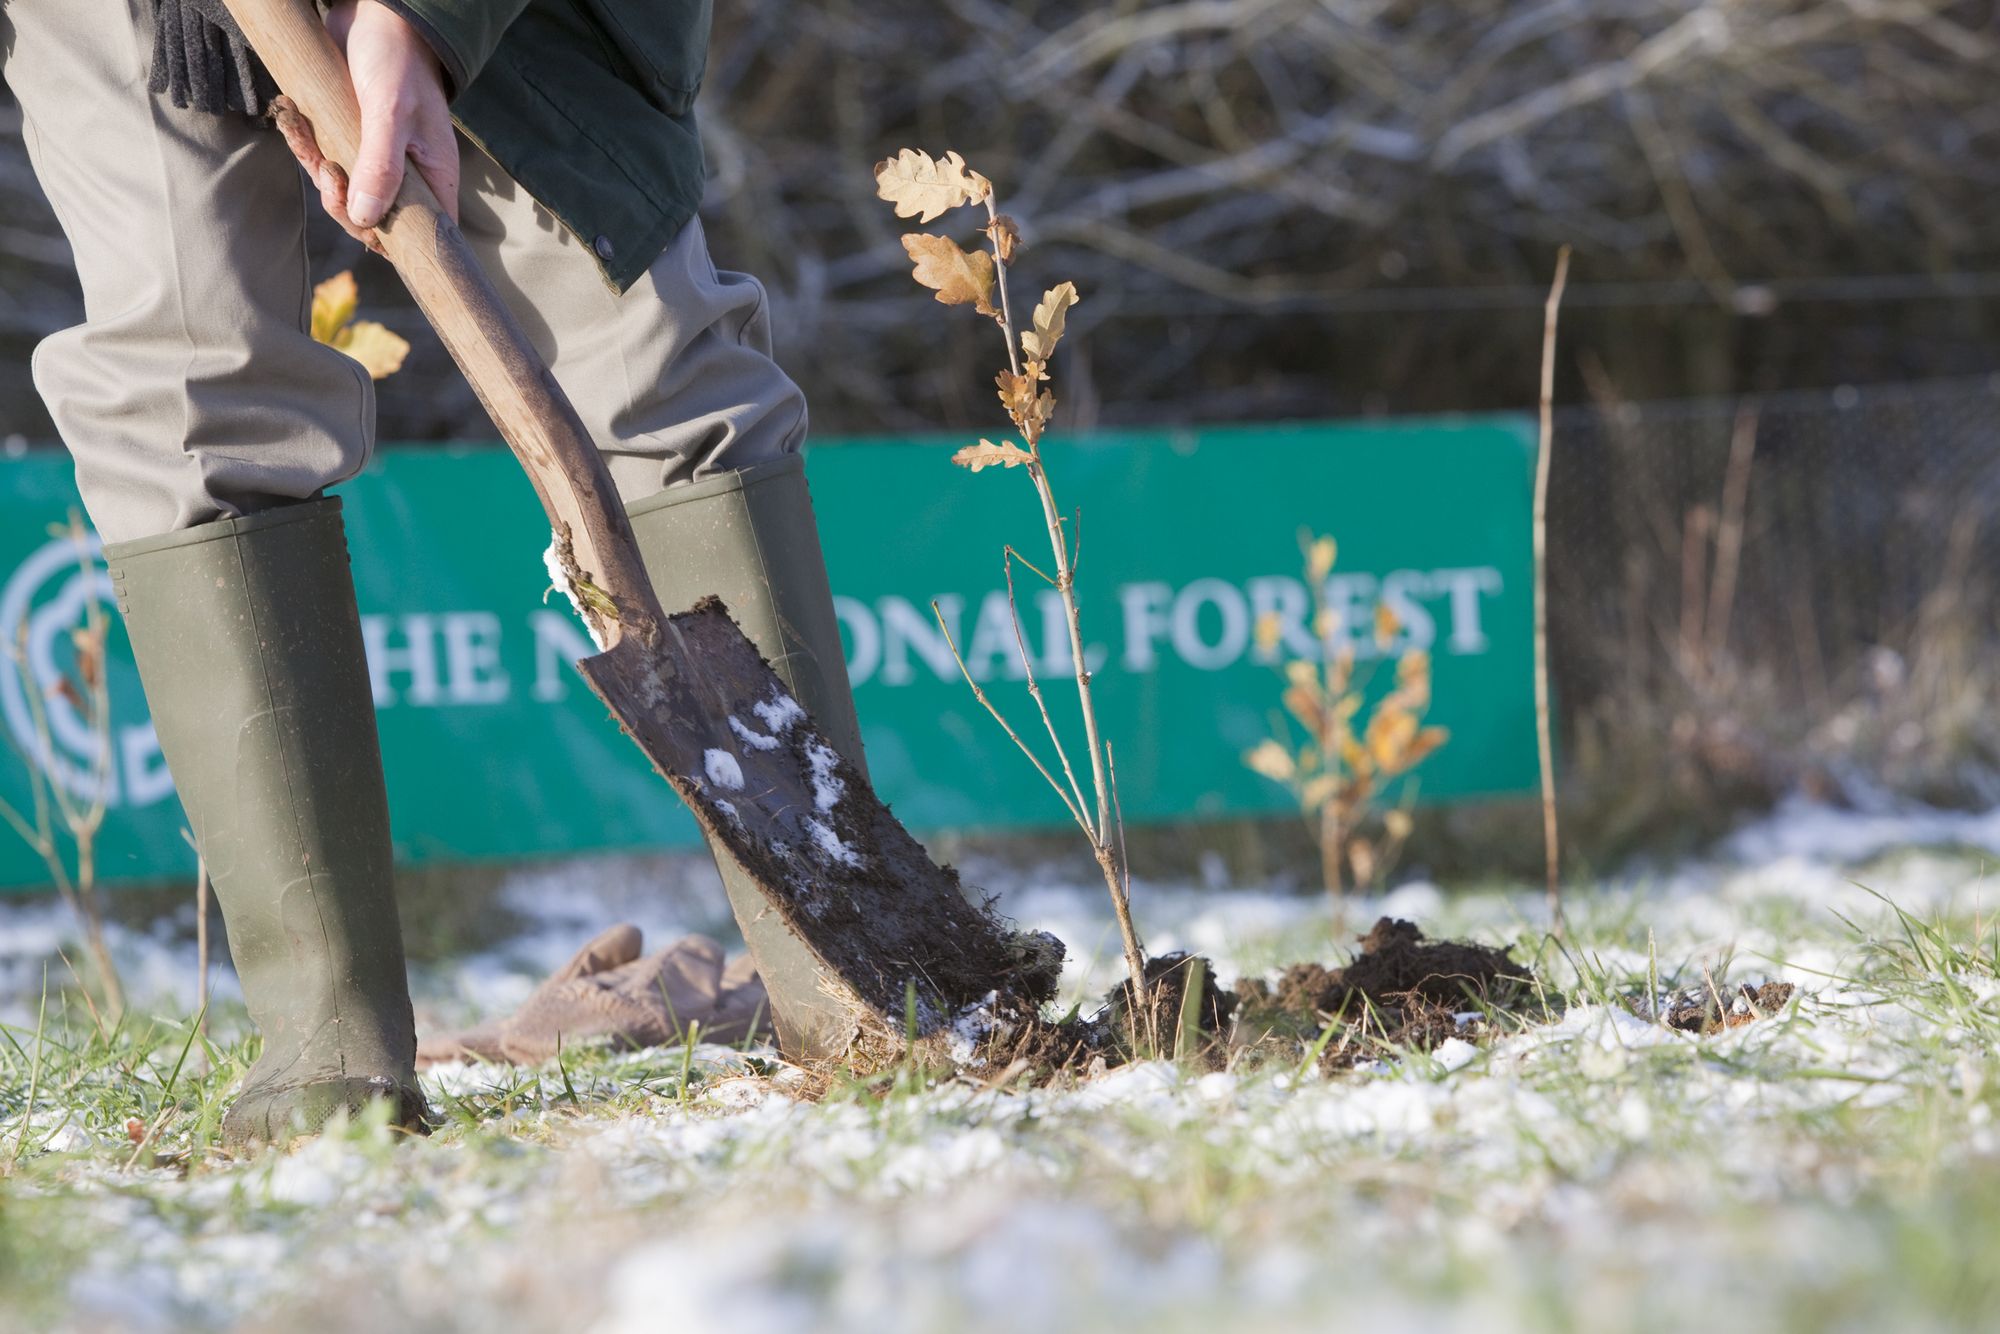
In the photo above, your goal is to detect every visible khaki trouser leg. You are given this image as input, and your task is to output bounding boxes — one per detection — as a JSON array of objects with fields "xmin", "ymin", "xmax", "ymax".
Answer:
[
  {"xmin": 0, "ymin": 0, "xmax": 375, "ymax": 543},
  {"xmin": 455, "ymin": 136, "xmax": 809, "ymax": 500}
]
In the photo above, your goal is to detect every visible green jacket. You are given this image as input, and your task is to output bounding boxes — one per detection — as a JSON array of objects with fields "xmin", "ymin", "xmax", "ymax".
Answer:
[{"xmin": 394, "ymin": 0, "xmax": 711, "ymax": 292}]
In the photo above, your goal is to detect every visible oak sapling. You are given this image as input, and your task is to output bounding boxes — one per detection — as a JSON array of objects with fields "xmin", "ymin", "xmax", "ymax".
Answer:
[
  {"xmin": 1243, "ymin": 533, "xmax": 1449, "ymax": 906},
  {"xmin": 874, "ymin": 149, "xmax": 1150, "ymax": 1024}
]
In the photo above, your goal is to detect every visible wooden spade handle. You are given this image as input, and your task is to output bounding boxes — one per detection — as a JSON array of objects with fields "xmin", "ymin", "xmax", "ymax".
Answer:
[{"xmin": 221, "ymin": 0, "xmax": 665, "ymax": 651}]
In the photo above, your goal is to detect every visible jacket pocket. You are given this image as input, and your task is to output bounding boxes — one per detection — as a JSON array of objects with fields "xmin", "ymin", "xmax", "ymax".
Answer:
[{"xmin": 575, "ymin": 0, "xmax": 711, "ymax": 117}]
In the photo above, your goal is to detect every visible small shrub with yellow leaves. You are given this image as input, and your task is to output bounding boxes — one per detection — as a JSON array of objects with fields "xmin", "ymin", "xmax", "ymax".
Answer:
[{"xmin": 1244, "ymin": 533, "xmax": 1448, "ymax": 901}]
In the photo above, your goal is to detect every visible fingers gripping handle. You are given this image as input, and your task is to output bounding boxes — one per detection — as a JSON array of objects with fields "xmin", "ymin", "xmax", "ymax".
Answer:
[{"xmin": 218, "ymin": 0, "xmax": 668, "ymax": 654}]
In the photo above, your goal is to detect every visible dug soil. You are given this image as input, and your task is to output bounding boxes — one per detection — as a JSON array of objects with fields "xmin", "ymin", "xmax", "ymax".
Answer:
[
  {"xmin": 1235, "ymin": 917, "xmax": 1539, "ymax": 1070},
  {"xmin": 970, "ymin": 917, "xmax": 1541, "ymax": 1081}
]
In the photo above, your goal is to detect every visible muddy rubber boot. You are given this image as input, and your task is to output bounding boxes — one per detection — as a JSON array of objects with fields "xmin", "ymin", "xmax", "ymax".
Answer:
[
  {"xmin": 627, "ymin": 454, "xmax": 869, "ymax": 1062},
  {"xmin": 105, "ymin": 499, "xmax": 428, "ymax": 1148}
]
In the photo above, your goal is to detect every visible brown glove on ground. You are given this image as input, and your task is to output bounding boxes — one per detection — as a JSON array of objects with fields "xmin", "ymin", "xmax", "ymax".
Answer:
[{"xmin": 417, "ymin": 925, "xmax": 771, "ymax": 1067}]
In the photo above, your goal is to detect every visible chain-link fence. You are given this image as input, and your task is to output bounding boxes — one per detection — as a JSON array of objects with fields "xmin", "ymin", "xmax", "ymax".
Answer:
[{"xmin": 1545, "ymin": 375, "xmax": 2000, "ymax": 855}]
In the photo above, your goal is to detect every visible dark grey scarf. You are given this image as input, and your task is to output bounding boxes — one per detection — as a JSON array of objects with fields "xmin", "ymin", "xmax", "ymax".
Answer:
[{"xmin": 149, "ymin": 0, "xmax": 279, "ymax": 117}]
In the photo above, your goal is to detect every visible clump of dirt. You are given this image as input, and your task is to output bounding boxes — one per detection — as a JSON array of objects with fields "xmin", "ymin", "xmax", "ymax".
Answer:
[
  {"xmin": 973, "ymin": 1000, "xmax": 1113, "ymax": 1081},
  {"xmin": 1101, "ymin": 951, "xmax": 1239, "ymax": 1062},
  {"xmin": 1247, "ymin": 917, "xmax": 1532, "ymax": 1015},
  {"xmin": 1237, "ymin": 917, "xmax": 1537, "ymax": 1069},
  {"xmin": 956, "ymin": 919, "xmax": 1540, "ymax": 1084},
  {"xmin": 1647, "ymin": 980, "xmax": 1796, "ymax": 1035},
  {"xmin": 952, "ymin": 951, "xmax": 1239, "ymax": 1081}
]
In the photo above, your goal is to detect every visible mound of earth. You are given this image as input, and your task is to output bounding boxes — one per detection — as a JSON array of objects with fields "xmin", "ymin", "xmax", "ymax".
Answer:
[{"xmin": 1237, "ymin": 917, "xmax": 1537, "ymax": 1068}]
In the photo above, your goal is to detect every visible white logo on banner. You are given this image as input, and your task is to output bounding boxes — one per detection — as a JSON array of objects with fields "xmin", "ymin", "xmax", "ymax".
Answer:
[{"xmin": 0, "ymin": 534, "xmax": 173, "ymax": 809}]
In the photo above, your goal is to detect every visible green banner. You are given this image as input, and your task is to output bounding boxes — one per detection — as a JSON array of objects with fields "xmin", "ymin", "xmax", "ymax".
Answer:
[{"xmin": 0, "ymin": 420, "xmax": 1537, "ymax": 890}]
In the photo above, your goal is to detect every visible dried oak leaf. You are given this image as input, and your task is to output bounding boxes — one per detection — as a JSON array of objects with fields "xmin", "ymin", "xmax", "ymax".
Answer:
[
  {"xmin": 874, "ymin": 149, "xmax": 991, "ymax": 224},
  {"xmin": 952, "ymin": 439, "xmax": 1035, "ymax": 473},
  {"xmin": 1020, "ymin": 281, "xmax": 1079, "ymax": 363},
  {"xmin": 901, "ymin": 234, "xmax": 998, "ymax": 318},
  {"xmin": 986, "ymin": 214, "xmax": 1023, "ymax": 264},
  {"xmin": 996, "ymin": 369, "xmax": 1038, "ymax": 418}
]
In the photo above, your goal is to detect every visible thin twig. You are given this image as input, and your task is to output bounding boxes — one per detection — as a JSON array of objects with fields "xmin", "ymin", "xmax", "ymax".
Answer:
[
  {"xmin": 932, "ymin": 600, "xmax": 1092, "ymax": 835},
  {"xmin": 1004, "ymin": 553, "xmax": 1094, "ymax": 830},
  {"xmin": 1533, "ymin": 246, "xmax": 1571, "ymax": 936},
  {"xmin": 1705, "ymin": 405, "xmax": 1759, "ymax": 668},
  {"xmin": 1104, "ymin": 742, "xmax": 1149, "ymax": 1009},
  {"xmin": 982, "ymin": 195, "xmax": 1025, "ymax": 379}
]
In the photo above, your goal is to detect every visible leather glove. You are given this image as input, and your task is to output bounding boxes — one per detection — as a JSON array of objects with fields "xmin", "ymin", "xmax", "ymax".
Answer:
[{"xmin": 416, "ymin": 925, "xmax": 773, "ymax": 1067}]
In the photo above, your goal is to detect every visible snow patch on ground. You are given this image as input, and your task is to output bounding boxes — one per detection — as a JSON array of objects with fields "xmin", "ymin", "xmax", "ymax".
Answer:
[{"xmin": 10, "ymin": 796, "xmax": 2000, "ymax": 1329}]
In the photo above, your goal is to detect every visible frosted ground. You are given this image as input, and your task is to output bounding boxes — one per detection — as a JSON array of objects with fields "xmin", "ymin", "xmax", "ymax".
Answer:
[{"xmin": 5, "ymin": 798, "xmax": 2000, "ymax": 1332}]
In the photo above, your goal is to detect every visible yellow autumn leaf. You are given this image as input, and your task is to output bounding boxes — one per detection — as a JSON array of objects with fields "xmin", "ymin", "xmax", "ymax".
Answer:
[
  {"xmin": 1253, "ymin": 611, "xmax": 1283, "ymax": 656},
  {"xmin": 1404, "ymin": 726, "xmax": 1450, "ymax": 767},
  {"xmin": 1020, "ymin": 281, "xmax": 1079, "ymax": 363},
  {"xmin": 874, "ymin": 149, "xmax": 991, "ymax": 224},
  {"xmin": 952, "ymin": 439, "xmax": 1035, "ymax": 473},
  {"xmin": 1307, "ymin": 536, "xmax": 1337, "ymax": 583},
  {"xmin": 333, "ymin": 320, "xmax": 410, "ymax": 380},
  {"xmin": 311, "ymin": 271, "xmax": 359, "ymax": 345},
  {"xmin": 901, "ymin": 233, "xmax": 998, "ymax": 317},
  {"xmin": 1383, "ymin": 808, "xmax": 1415, "ymax": 840},
  {"xmin": 311, "ymin": 270, "xmax": 408, "ymax": 380},
  {"xmin": 1367, "ymin": 708, "xmax": 1419, "ymax": 770},
  {"xmin": 1373, "ymin": 602, "xmax": 1401, "ymax": 649},
  {"xmin": 1244, "ymin": 739, "xmax": 1295, "ymax": 784}
]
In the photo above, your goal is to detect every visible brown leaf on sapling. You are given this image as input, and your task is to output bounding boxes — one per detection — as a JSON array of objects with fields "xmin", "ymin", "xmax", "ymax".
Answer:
[
  {"xmin": 1020, "ymin": 282, "xmax": 1080, "ymax": 363},
  {"xmin": 874, "ymin": 149, "xmax": 991, "ymax": 224},
  {"xmin": 952, "ymin": 439, "xmax": 1036, "ymax": 473},
  {"xmin": 901, "ymin": 234, "xmax": 999, "ymax": 318},
  {"xmin": 986, "ymin": 214, "xmax": 1023, "ymax": 263}
]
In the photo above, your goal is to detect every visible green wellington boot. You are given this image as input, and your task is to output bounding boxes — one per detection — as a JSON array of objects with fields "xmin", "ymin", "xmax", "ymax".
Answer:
[
  {"xmin": 106, "ymin": 498, "xmax": 428, "ymax": 1147},
  {"xmin": 627, "ymin": 453, "xmax": 869, "ymax": 1062}
]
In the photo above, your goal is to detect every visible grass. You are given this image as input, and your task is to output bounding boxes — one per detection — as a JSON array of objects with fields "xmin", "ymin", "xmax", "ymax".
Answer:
[{"xmin": 3, "ymin": 870, "xmax": 2000, "ymax": 1331}]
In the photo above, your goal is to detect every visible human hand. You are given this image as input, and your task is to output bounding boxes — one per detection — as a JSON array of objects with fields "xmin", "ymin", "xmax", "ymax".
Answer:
[{"xmin": 278, "ymin": 0, "xmax": 460, "ymax": 248}]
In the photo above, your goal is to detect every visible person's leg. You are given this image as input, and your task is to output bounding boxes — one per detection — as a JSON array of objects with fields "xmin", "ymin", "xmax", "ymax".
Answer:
[
  {"xmin": 3, "ymin": 1, "xmax": 376, "ymax": 541},
  {"xmin": 459, "ymin": 142, "xmax": 868, "ymax": 1058},
  {"xmin": 2, "ymin": 0, "xmax": 425, "ymax": 1142},
  {"xmin": 454, "ymin": 138, "xmax": 808, "ymax": 497}
]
